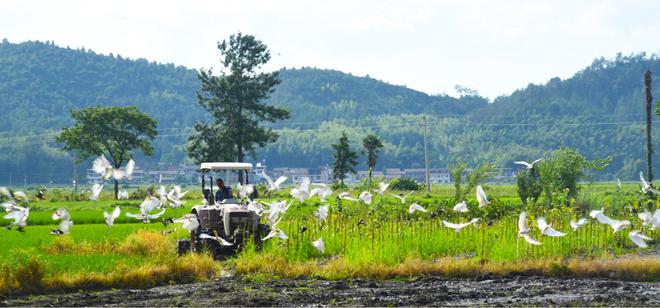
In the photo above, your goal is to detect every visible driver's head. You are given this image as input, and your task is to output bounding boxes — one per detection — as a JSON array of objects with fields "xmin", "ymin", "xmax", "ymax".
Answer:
[{"xmin": 216, "ymin": 178, "xmax": 225, "ymax": 188}]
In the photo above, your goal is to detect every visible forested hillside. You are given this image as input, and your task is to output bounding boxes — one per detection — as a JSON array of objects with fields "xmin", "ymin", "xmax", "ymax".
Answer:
[{"xmin": 0, "ymin": 40, "xmax": 658, "ymax": 183}]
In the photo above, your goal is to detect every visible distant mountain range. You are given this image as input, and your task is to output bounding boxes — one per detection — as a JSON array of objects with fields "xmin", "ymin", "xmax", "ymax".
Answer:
[{"xmin": 0, "ymin": 40, "xmax": 658, "ymax": 183}]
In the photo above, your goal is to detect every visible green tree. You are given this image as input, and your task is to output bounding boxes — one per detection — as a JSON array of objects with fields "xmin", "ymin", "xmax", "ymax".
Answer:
[
  {"xmin": 538, "ymin": 147, "xmax": 610, "ymax": 206},
  {"xmin": 362, "ymin": 134, "xmax": 383, "ymax": 186},
  {"xmin": 449, "ymin": 158, "xmax": 496, "ymax": 202},
  {"xmin": 332, "ymin": 132, "xmax": 359, "ymax": 186},
  {"xmin": 187, "ymin": 32, "xmax": 289, "ymax": 182},
  {"xmin": 56, "ymin": 106, "xmax": 157, "ymax": 199},
  {"xmin": 516, "ymin": 167, "xmax": 543, "ymax": 205}
]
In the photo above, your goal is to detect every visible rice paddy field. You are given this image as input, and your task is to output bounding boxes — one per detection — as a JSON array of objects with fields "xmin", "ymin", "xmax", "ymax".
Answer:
[{"xmin": 1, "ymin": 182, "xmax": 659, "ymax": 296}]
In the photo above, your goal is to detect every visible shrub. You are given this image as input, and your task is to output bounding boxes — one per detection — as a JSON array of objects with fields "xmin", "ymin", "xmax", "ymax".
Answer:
[{"xmin": 390, "ymin": 177, "xmax": 420, "ymax": 191}]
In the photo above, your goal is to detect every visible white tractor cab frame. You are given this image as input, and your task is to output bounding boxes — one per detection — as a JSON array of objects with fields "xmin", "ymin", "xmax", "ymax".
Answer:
[
  {"xmin": 178, "ymin": 162, "xmax": 266, "ymax": 258},
  {"xmin": 200, "ymin": 162, "xmax": 253, "ymax": 205}
]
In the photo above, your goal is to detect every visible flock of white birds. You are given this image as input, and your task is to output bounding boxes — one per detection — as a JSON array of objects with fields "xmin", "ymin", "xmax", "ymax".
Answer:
[{"xmin": 1, "ymin": 156, "xmax": 659, "ymax": 254}]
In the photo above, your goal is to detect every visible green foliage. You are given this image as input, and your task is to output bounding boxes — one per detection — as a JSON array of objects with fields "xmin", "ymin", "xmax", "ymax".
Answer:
[
  {"xmin": 450, "ymin": 159, "xmax": 497, "ymax": 202},
  {"xmin": 538, "ymin": 147, "xmax": 611, "ymax": 205},
  {"xmin": 56, "ymin": 106, "xmax": 157, "ymax": 198},
  {"xmin": 0, "ymin": 41, "xmax": 658, "ymax": 183},
  {"xmin": 390, "ymin": 177, "xmax": 420, "ymax": 191},
  {"xmin": 57, "ymin": 106, "xmax": 157, "ymax": 163},
  {"xmin": 516, "ymin": 167, "xmax": 542, "ymax": 205},
  {"xmin": 331, "ymin": 132, "xmax": 359, "ymax": 186},
  {"xmin": 187, "ymin": 33, "xmax": 289, "ymax": 168},
  {"xmin": 362, "ymin": 134, "xmax": 383, "ymax": 184}
]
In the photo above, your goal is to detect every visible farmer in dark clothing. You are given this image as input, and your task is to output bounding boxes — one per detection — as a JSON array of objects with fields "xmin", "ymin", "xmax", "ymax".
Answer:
[{"xmin": 215, "ymin": 178, "xmax": 233, "ymax": 202}]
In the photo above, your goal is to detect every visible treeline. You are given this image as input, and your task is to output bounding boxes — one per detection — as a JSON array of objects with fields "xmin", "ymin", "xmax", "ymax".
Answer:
[{"xmin": 0, "ymin": 40, "xmax": 658, "ymax": 183}]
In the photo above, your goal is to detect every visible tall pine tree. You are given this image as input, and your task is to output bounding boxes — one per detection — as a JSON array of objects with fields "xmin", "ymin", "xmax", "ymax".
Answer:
[
  {"xmin": 332, "ymin": 132, "xmax": 358, "ymax": 186},
  {"xmin": 187, "ymin": 33, "xmax": 289, "ymax": 182},
  {"xmin": 362, "ymin": 134, "xmax": 383, "ymax": 186}
]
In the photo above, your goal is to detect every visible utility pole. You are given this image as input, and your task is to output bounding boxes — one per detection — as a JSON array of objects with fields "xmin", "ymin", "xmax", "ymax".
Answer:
[
  {"xmin": 423, "ymin": 116, "xmax": 431, "ymax": 192},
  {"xmin": 644, "ymin": 70, "xmax": 654, "ymax": 185}
]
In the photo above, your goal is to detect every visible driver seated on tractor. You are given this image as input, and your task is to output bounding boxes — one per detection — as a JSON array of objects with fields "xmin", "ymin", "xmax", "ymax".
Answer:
[{"xmin": 215, "ymin": 178, "xmax": 233, "ymax": 203}]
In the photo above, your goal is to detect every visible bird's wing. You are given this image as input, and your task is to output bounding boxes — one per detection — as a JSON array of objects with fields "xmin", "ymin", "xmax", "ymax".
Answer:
[
  {"xmin": 148, "ymin": 209, "xmax": 166, "ymax": 219},
  {"xmin": 59, "ymin": 220, "xmax": 73, "ymax": 233},
  {"xmin": 577, "ymin": 218, "xmax": 587, "ymax": 225},
  {"xmin": 92, "ymin": 155, "xmax": 112, "ymax": 175},
  {"xmin": 389, "ymin": 193, "xmax": 404, "ymax": 201},
  {"xmin": 523, "ymin": 234, "xmax": 542, "ymax": 245},
  {"xmin": 312, "ymin": 238, "xmax": 324, "ymax": 253},
  {"xmin": 4, "ymin": 210, "xmax": 24, "ymax": 221},
  {"xmin": 595, "ymin": 213, "xmax": 615, "ymax": 226},
  {"xmin": 277, "ymin": 228, "xmax": 289, "ymax": 240},
  {"xmin": 476, "ymin": 185, "xmax": 489, "ymax": 206},
  {"xmin": 628, "ymin": 232, "xmax": 649, "ymax": 248},
  {"xmin": 262, "ymin": 229, "xmax": 277, "ymax": 241},
  {"xmin": 409, "ymin": 203, "xmax": 427, "ymax": 213},
  {"xmin": 125, "ymin": 159, "xmax": 135, "ymax": 178},
  {"xmin": 443, "ymin": 220, "xmax": 467, "ymax": 230},
  {"xmin": 536, "ymin": 217, "xmax": 549, "ymax": 231},
  {"xmin": 378, "ymin": 182, "xmax": 390, "ymax": 193},
  {"xmin": 531, "ymin": 158, "xmax": 543, "ymax": 165},
  {"xmin": 514, "ymin": 161, "xmax": 531, "ymax": 168},
  {"xmin": 260, "ymin": 172, "xmax": 274, "ymax": 187},
  {"xmin": 111, "ymin": 207, "xmax": 121, "ymax": 220},
  {"xmin": 648, "ymin": 187, "xmax": 660, "ymax": 195},
  {"xmin": 200, "ymin": 233, "xmax": 232, "ymax": 246},
  {"xmin": 652, "ymin": 209, "xmax": 660, "ymax": 224},
  {"xmin": 125, "ymin": 212, "xmax": 142, "ymax": 219},
  {"xmin": 638, "ymin": 211, "xmax": 652, "ymax": 224},
  {"xmin": 544, "ymin": 227, "xmax": 566, "ymax": 237},
  {"xmin": 640, "ymin": 172, "xmax": 650, "ymax": 188},
  {"xmin": 272, "ymin": 176, "xmax": 287, "ymax": 188}
]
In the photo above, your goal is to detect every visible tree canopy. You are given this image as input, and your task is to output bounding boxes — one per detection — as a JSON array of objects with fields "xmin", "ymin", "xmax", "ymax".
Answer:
[
  {"xmin": 332, "ymin": 132, "xmax": 359, "ymax": 186},
  {"xmin": 187, "ymin": 33, "xmax": 289, "ymax": 181},
  {"xmin": 56, "ymin": 106, "xmax": 157, "ymax": 197}
]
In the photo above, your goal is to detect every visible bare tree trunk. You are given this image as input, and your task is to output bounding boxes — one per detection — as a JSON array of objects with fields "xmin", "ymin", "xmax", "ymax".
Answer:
[{"xmin": 644, "ymin": 70, "xmax": 654, "ymax": 187}]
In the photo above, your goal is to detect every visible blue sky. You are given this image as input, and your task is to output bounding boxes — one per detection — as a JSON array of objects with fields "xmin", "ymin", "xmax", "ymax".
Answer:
[{"xmin": 1, "ymin": 0, "xmax": 659, "ymax": 98}]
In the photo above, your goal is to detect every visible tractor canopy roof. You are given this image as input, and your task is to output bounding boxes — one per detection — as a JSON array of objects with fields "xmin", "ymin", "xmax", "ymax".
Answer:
[{"xmin": 200, "ymin": 162, "xmax": 253, "ymax": 172}]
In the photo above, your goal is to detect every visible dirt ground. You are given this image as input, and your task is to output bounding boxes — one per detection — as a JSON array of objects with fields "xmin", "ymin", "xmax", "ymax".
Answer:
[{"xmin": 3, "ymin": 275, "xmax": 659, "ymax": 307}]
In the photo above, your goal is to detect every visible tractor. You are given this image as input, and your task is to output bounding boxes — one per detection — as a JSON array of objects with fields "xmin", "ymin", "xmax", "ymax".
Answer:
[{"xmin": 176, "ymin": 162, "xmax": 268, "ymax": 258}]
